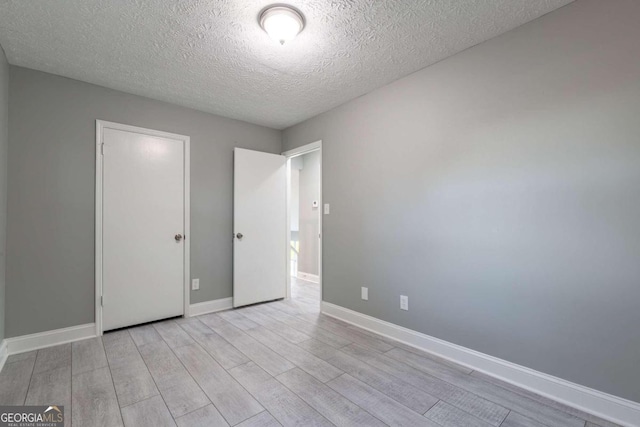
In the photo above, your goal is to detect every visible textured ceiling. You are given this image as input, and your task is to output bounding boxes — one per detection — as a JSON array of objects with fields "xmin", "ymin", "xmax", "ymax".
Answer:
[{"xmin": 0, "ymin": 0, "xmax": 573, "ymax": 129}]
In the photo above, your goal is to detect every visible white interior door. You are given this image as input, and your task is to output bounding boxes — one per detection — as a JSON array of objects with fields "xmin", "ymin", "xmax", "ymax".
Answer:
[
  {"xmin": 234, "ymin": 148, "xmax": 287, "ymax": 307},
  {"xmin": 102, "ymin": 126, "xmax": 186, "ymax": 331}
]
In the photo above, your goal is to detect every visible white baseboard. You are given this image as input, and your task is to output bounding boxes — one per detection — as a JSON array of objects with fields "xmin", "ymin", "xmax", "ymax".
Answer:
[
  {"xmin": 0, "ymin": 340, "xmax": 7, "ymax": 372},
  {"xmin": 321, "ymin": 302, "xmax": 640, "ymax": 427},
  {"xmin": 5, "ymin": 323, "xmax": 97, "ymax": 356},
  {"xmin": 297, "ymin": 272, "xmax": 319, "ymax": 283},
  {"xmin": 189, "ymin": 297, "xmax": 233, "ymax": 317},
  {"xmin": 0, "ymin": 296, "xmax": 234, "ymax": 367}
]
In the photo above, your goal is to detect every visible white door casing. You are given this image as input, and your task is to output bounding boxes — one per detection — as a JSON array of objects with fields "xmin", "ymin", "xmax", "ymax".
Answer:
[
  {"xmin": 233, "ymin": 148, "xmax": 287, "ymax": 307},
  {"xmin": 96, "ymin": 121, "xmax": 190, "ymax": 333},
  {"xmin": 282, "ymin": 140, "xmax": 322, "ymax": 303}
]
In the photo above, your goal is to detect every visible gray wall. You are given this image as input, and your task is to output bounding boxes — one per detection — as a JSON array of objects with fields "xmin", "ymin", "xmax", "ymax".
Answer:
[
  {"xmin": 7, "ymin": 66, "xmax": 281, "ymax": 337},
  {"xmin": 283, "ymin": 0, "xmax": 640, "ymax": 403},
  {"xmin": 0, "ymin": 46, "xmax": 8, "ymax": 343},
  {"xmin": 298, "ymin": 151, "xmax": 320, "ymax": 275}
]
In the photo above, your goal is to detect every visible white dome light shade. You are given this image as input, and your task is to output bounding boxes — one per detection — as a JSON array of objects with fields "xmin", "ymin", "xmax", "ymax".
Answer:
[{"xmin": 260, "ymin": 6, "xmax": 305, "ymax": 45}]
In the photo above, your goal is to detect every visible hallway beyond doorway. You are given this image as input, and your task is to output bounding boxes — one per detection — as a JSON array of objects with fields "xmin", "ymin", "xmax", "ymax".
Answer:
[{"xmin": 291, "ymin": 276, "xmax": 320, "ymax": 312}]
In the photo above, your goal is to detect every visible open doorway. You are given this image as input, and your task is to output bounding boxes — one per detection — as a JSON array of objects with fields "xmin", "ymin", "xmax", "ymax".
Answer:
[{"xmin": 284, "ymin": 141, "xmax": 322, "ymax": 309}]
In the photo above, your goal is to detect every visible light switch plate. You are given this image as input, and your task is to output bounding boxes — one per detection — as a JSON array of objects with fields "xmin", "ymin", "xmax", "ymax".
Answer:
[
  {"xmin": 192, "ymin": 278, "xmax": 200, "ymax": 290},
  {"xmin": 361, "ymin": 287, "xmax": 368, "ymax": 300},
  {"xmin": 400, "ymin": 295, "xmax": 408, "ymax": 311},
  {"xmin": 324, "ymin": 203, "xmax": 330, "ymax": 215}
]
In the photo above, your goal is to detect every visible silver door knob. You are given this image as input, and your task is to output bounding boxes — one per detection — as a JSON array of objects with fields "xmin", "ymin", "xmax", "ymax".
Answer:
[
  {"xmin": 236, "ymin": 233, "xmax": 243, "ymax": 240},
  {"xmin": 175, "ymin": 234, "xmax": 183, "ymax": 242}
]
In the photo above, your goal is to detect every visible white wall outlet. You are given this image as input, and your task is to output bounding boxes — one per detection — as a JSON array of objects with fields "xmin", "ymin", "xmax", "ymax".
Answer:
[
  {"xmin": 400, "ymin": 295, "xmax": 408, "ymax": 311},
  {"xmin": 361, "ymin": 287, "xmax": 369, "ymax": 300},
  {"xmin": 192, "ymin": 278, "xmax": 200, "ymax": 290},
  {"xmin": 324, "ymin": 203, "xmax": 330, "ymax": 215}
]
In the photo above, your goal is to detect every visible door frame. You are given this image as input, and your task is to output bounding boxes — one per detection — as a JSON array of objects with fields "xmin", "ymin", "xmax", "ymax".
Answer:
[
  {"xmin": 282, "ymin": 140, "xmax": 322, "ymax": 304},
  {"xmin": 95, "ymin": 120, "xmax": 191, "ymax": 336}
]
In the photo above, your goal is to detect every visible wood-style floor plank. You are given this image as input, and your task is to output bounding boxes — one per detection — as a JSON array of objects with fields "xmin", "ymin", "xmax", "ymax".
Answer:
[
  {"xmin": 327, "ymin": 373, "xmax": 440, "ymax": 427},
  {"xmin": 206, "ymin": 319, "xmax": 294, "ymax": 376},
  {"xmin": 128, "ymin": 324, "xmax": 163, "ymax": 347},
  {"xmin": 197, "ymin": 312, "xmax": 229, "ymax": 329},
  {"xmin": 110, "ymin": 359, "xmax": 160, "ymax": 408},
  {"xmin": 121, "ymin": 395, "xmax": 176, "ymax": 427},
  {"xmin": 177, "ymin": 318, "xmax": 249, "ymax": 369},
  {"xmin": 72, "ymin": 337, "xmax": 108, "ymax": 375},
  {"xmin": 173, "ymin": 343, "xmax": 263, "ymax": 425},
  {"xmin": 277, "ymin": 368, "xmax": 386, "ymax": 426},
  {"xmin": 229, "ymin": 362, "xmax": 332, "ymax": 427},
  {"xmin": 137, "ymin": 340, "xmax": 210, "ymax": 418},
  {"xmin": 218, "ymin": 310, "xmax": 260, "ymax": 331},
  {"xmin": 380, "ymin": 338, "xmax": 473, "ymax": 374},
  {"xmin": 425, "ymin": 401, "xmax": 494, "ymax": 427},
  {"xmin": 235, "ymin": 411, "xmax": 282, "ymax": 427},
  {"xmin": 72, "ymin": 366, "xmax": 123, "ymax": 427},
  {"xmin": 258, "ymin": 305, "xmax": 353, "ymax": 348},
  {"xmin": 239, "ymin": 306, "xmax": 311, "ymax": 343},
  {"xmin": 297, "ymin": 338, "xmax": 343, "ymax": 360},
  {"xmin": 25, "ymin": 366, "xmax": 72, "ymax": 419},
  {"xmin": 295, "ymin": 313, "xmax": 395, "ymax": 352},
  {"xmin": 470, "ymin": 371, "xmax": 621, "ymax": 427},
  {"xmin": 386, "ymin": 347, "xmax": 479, "ymax": 384},
  {"xmin": 300, "ymin": 339, "xmax": 439, "ymax": 413},
  {"xmin": 244, "ymin": 326, "xmax": 343, "ymax": 383},
  {"xmin": 500, "ymin": 411, "xmax": 547, "ymax": 427},
  {"xmin": 268, "ymin": 300, "xmax": 307, "ymax": 316},
  {"xmin": 5, "ymin": 350, "xmax": 37, "ymax": 365},
  {"xmin": 0, "ymin": 358, "xmax": 35, "ymax": 405},
  {"xmin": 385, "ymin": 347, "xmax": 584, "ymax": 427},
  {"xmin": 174, "ymin": 404, "xmax": 229, "ymax": 427},
  {"xmin": 153, "ymin": 320, "xmax": 195, "ymax": 349},
  {"xmin": 33, "ymin": 343, "xmax": 71, "ymax": 374},
  {"xmin": 342, "ymin": 344, "xmax": 509, "ymax": 426},
  {"xmin": 102, "ymin": 330, "xmax": 139, "ymax": 370},
  {"xmin": 103, "ymin": 330, "xmax": 159, "ymax": 407}
]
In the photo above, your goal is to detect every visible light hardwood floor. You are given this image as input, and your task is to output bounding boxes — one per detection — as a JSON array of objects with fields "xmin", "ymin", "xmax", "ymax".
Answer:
[{"xmin": 0, "ymin": 277, "xmax": 620, "ymax": 427}]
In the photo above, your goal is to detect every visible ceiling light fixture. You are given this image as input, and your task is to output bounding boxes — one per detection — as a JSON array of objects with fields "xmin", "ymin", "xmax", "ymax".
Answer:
[{"xmin": 259, "ymin": 5, "xmax": 305, "ymax": 45}]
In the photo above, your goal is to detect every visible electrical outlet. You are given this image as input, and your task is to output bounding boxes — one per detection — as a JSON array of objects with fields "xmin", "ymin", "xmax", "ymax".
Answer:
[
  {"xmin": 361, "ymin": 287, "xmax": 368, "ymax": 300},
  {"xmin": 400, "ymin": 295, "xmax": 408, "ymax": 311},
  {"xmin": 192, "ymin": 278, "xmax": 200, "ymax": 290}
]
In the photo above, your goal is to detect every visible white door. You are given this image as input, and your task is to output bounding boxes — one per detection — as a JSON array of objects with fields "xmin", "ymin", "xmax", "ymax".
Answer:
[
  {"xmin": 102, "ymin": 126, "xmax": 186, "ymax": 331},
  {"xmin": 233, "ymin": 148, "xmax": 287, "ymax": 307}
]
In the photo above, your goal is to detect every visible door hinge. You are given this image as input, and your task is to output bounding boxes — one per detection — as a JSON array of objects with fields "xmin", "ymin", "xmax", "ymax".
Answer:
[
  {"xmin": 101, "ymin": 296, "xmax": 104, "ymax": 306},
  {"xmin": 100, "ymin": 143, "xmax": 104, "ymax": 155}
]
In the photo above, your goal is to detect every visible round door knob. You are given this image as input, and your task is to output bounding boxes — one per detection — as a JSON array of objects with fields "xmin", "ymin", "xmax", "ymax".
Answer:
[
  {"xmin": 175, "ymin": 234, "xmax": 183, "ymax": 242},
  {"xmin": 236, "ymin": 233, "xmax": 243, "ymax": 239}
]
